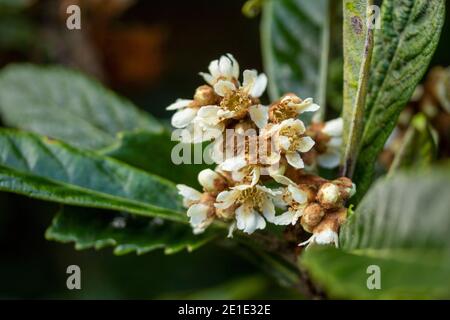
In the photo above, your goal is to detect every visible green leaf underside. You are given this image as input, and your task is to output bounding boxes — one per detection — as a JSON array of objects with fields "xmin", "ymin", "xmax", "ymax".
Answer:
[
  {"xmin": 101, "ymin": 130, "xmax": 210, "ymax": 187},
  {"xmin": 261, "ymin": 0, "xmax": 329, "ymax": 109},
  {"xmin": 0, "ymin": 130, "xmax": 186, "ymax": 223},
  {"xmin": 0, "ymin": 64, "xmax": 163, "ymax": 150},
  {"xmin": 302, "ymin": 246, "xmax": 450, "ymax": 299},
  {"xmin": 46, "ymin": 207, "xmax": 213, "ymax": 255},
  {"xmin": 352, "ymin": 0, "xmax": 445, "ymax": 201},
  {"xmin": 301, "ymin": 168, "xmax": 450, "ymax": 299},
  {"xmin": 341, "ymin": 0, "xmax": 373, "ymax": 176}
]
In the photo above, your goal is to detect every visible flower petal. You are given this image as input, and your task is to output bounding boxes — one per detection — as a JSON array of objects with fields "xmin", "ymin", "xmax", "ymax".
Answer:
[
  {"xmin": 197, "ymin": 105, "xmax": 221, "ymax": 125},
  {"xmin": 249, "ymin": 105, "xmax": 269, "ymax": 129},
  {"xmin": 250, "ymin": 167, "xmax": 260, "ymax": 186},
  {"xmin": 199, "ymin": 72, "xmax": 214, "ymax": 85},
  {"xmin": 242, "ymin": 69, "xmax": 257, "ymax": 88},
  {"xmin": 295, "ymin": 98, "xmax": 320, "ymax": 114},
  {"xmin": 220, "ymin": 156, "xmax": 247, "ymax": 171},
  {"xmin": 297, "ymin": 136, "xmax": 315, "ymax": 153},
  {"xmin": 288, "ymin": 184, "xmax": 308, "ymax": 204},
  {"xmin": 261, "ymin": 198, "xmax": 275, "ymax": 222},
  {"xmin": 317, "ymin": 151, "xmax": 341, "ymax": 169},
  {"xmin": 285, "ymin": 152, "xmax": 304, "ymax": 169},
  {"xmin": 219, "ymin": 55, "xmax": 233, "ymax": 78},
  {"xmin": 322, "ymin": 117, "xmax": 343, "ymax": 137},
  {"xmin": 187, "ymin": 203, "xmax": 209, "ymax": 226},
  {"xmin": 177, "ymin": 184, "xmax": 202, "ymax": 201},
  {"xmin": 279, "ymin": 136, "xmax": 291, "ymax": 150},
  {"xmin": 166, "ymin": 99, "xmax": 193, "ymax": 110},
  {"xmin": 171, "ymin": 108, "xmax": 197, "ymax": 128},
  {"xmin": 208, "ymin": 59, "xmax": 220, "ymax": 77},
  {"xmin": 236, "ymin": 205, "xmax": 266, "ymax": 234},
  {"xmin": 250, "ymin": 73, "xmax": 267, "ymax": 98},
  {"xmin": 227, "ymin": 53, "xmax": 239, "ymax": 79},
  {"xmin": 215, "ymin": 189, "xmax": 238, "ymax": 209},
  {"xmin": 214, "ymin": 80, "xmax": 236, "ymax": 96},
  {"xmin": 272, "ymin": 211, "xmax": 296, "ymax": 225}
]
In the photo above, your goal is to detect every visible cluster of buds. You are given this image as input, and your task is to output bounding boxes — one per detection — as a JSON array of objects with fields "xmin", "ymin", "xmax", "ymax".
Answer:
[{"xmin": 167, "ymin": 54, "xmax": 354, "ymax": 248}]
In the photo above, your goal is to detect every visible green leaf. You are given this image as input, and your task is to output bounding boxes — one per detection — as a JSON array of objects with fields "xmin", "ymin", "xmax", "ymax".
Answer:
[
  {"xmin": 261, "ymin": 0, "xmax": 330, "ymax": 115},
  {"xmin": 164, "ymin": 275, "xmax": 271, "ymax": 299},
  {"xmin": 0, "ymin": 129, "xmax": 186, "ymax": 223},
  {"xmin": 341, "ymin": 0, "xmax": 374, "ymax": 176},
  {"xmin": 100, "ymin": 130, "xmax": 210, "ymax": 187},
  {"xmin": 388, "ymin": 113, "xmax": 437, "ymax": 174},
  {"xmin": 46, "ymin": 207, "xmax": 213, "ymax": 255},
  {"xmin": 0, "ymin": 64, "xmax": 163, "ymax": 150},
  {"xmin": 301, "ymin": 167, "xmax": 450, "ymax": 299},
  {"xmin": 352, "ymin": 0, "xmax": 446, "ymax": 202}
]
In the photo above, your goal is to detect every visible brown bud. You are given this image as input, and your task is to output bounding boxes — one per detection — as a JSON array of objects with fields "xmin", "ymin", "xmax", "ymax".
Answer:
[
  {"xmin": 312, "ymin": 208, "xmax": 347, "ymax": 235},
  {"xmin": 297, "ymin": 184, "xmax": 317, "ymax": 202},
  {"xmin": 198, "ymin": 169, "xmax": 228, "ymax": 193},
  {"xmin": 301, "ymin": 203, "xmax": 325, "ymax": 233},
  {"xmin": 194, "ymin": 85, "xmax": 217, "ymax": 106},
  {"xmin": 317, "ymin": 182, "xmax": 342, "ymax": 209},
  {"xmin": 333, "ymin": 177, "xmax": 355, "ymax": 200}
]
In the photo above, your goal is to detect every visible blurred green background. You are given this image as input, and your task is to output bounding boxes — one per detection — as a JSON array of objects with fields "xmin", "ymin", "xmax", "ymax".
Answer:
[{"xmin": 0, "ymin": 0, "xmax": 448, "ymax": 299}]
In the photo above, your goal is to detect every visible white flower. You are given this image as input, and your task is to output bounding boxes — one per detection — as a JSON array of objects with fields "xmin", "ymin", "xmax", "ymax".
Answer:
[
  {"xmin": 270, "ymin": 184, "xmax": 309, "ymax": 225},
  {"xmin": 199, "ymin": 54, "xmax": 239, "ymax": 86},
  {"xmin": 317, "ymin": 117, "xmax": 343, "ymax": 169},
  {"xmin": 270, "ymin": 94, "xmax": 320, "ymax": 123},
  {"xmin": 166, "ymin": 99, "xmax": 197, "ymax": 129},
  {"xmin": 270, "ymin": 118, "xmax": 315, "ymax": 169},
  {"xmin": 195, "ymin": 69, "xmax": 268, "ymax": 137},
  {"xmin": 187, "ymin": 203, "xmax": 214, "ymax": 234},
  {"xmin": 212, "ymin": 132, "xmax": 281, "ymax": 186},
  {"xmin": 177, "ymin": 184, "xmax": 202, "ymax": 208},
  {"xmin": 280, "ymin": 95, "xmax": 320, "ymax": 115},
  {"xmin": 176, "ymin": 184, "xmax": 214, "ymax": 234},
  {"xmin": 215, "ymin": 184, "xmax": 280, "ymax": 234},
  {"xmin": 299, "ymin": 229, "xmax": 339, "ymax": 249}
]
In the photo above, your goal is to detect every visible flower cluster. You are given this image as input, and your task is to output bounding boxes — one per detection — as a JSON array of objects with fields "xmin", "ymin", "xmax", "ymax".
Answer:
[{"xmin": 167, "ymin": 54, "xmax": 354, "ymax": 248}]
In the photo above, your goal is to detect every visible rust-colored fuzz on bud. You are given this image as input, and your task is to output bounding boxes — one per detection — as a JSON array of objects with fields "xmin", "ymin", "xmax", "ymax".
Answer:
[
  {"xmin": 199, "ymin": 192, "xmax": 218, "ymax": 217},
  {"xmin": 193, "ymin": 85, "xmax": 218, "ymax": 106},
  {"xmin": 317, "ymin": 182, "xmax": 342, "ymax": 210},
  {"xmin": 333, "ymin": 177, "xmax": 354, "ymax": 200},
  {"xmin": 297, "ymin": 184, "xmax": 317, "ymax": 202},
  {"xmin": 301, "ymin": 203, "xmax": 325, "ymax": 233},
  {"xmin": 312, "ymin": 208, "xmax": 347, "ymax": 235}
]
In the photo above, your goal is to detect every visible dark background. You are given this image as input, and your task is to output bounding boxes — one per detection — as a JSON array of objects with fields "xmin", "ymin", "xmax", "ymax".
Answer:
[{"xmin": 0, "ymin": 0, "xmax": 448, "ymax": 298}]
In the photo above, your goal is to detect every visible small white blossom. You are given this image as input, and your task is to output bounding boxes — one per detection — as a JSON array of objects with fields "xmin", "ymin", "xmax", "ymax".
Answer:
[
  {"xmin": 195, "ymin": 69, "xmax": 268, "ymax": 137},
  {"xmin": 177, "ymin": 184, "xmax": 214, "ymax": 234},
  {"xmin": 299, "ymin": 229, "xmax": 339, "ymax": 249},
  {"xmin": 280, "ymin": 95, "xmax": 320, "ymax": 115},
  {"xmin": 215, "ymin": 184, "xmax": 280, "ymax": 234},
  {"xmin": 199, "ymin": 54, "xmax": 239, "ymax": 85},
  {"xmin": 166, "ymin": 99, "xmax": 197, "ymax": 129},
  {"xmin": 317, "ymin": 117, "xmax": 343, "ymax": 169},
  {"xmin": 269, "ymin": 118, "xmax": 315, "ymax": 169},
  {"xmin": 270, "ymin": 184, "xmax": 309, "ymax": 226}
]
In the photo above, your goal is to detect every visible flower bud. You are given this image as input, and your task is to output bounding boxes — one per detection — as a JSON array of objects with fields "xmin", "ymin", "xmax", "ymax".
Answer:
[
  {"xmin": 194, "ymin": 85, "xmax": 217, "ymax": 106},
  {"xmin": 297, "ymin": 184, "xmax": 317, "ymax": 203},
  {"xmin": 317, "ymin": 183, "xmax": 341, "ymax": 209},
  {"xmin": 198, "ymin": 169, "xmax": 227, "ymax": 193},
  {"xmin": 300, "ymin": 203, "xmax": 325, "ymax": 233},
  {"xmin": 332, "ymin": 177, "xmax": 356, "ymax": 200}
]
